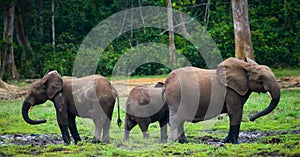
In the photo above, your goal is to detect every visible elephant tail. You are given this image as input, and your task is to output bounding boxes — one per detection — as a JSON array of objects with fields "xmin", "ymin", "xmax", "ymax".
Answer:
[{"xmin": 112, "ymin": 86, "xmax": 122, "ymax": 129}]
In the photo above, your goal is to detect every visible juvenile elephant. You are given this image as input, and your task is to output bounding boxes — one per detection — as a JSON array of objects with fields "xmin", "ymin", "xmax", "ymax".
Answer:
[
  {"xmin": 123, "ymin": 82, "xmax": 168, "ymax": 142},
  {"xmin": 21, "ymin": 70, "xmax": 121, "ymax": 145},
  {"xmin": 164, "ymin": 58, "xmax": 280, "ymax": 144}
]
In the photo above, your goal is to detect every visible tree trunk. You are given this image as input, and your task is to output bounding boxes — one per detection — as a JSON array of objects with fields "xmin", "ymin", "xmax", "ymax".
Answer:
[
  {"xmin": 231, "ymin": 0, "xmax": 254, "ymax": 60},
  {"xmin": 2, "ymin": 0, "xmax": 20, "ymax": 79},
  {"xmin": 39, "ymin": 0, "xmax": 44, "ymax": 41},
  {"xmin": 167, "ymin": 0, "xmax": 176, "ymax": 69},
  {"xmin": 15, "ymin": 5, "xmax": 33, "ymax": 52},
  {"xmin": 52, "ymin": 0, "xmax": 55, "ymax": 52},
  {"xmin": 179, "ymin": 13, "xmax": 190, "ymax": 38}
]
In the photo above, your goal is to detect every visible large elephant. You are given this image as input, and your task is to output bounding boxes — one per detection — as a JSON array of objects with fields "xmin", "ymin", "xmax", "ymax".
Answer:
[
  {"xmin": 22, "ymin": 70, "xmax": 121, "ymax": 145},
  {"xmin": 123, "ymin": 82, "xmax": 168, "ymax": 142},
  {"xmin": 164, "ymin": 58, "xmax": 280, "ymax": 144}
]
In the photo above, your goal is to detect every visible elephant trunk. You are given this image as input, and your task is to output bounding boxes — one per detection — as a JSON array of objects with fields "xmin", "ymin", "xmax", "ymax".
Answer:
[
  {"xmin": 250, "ymin": 83, "xmax": 280, "ymax": 121},
  {"xmin": 22, "ymin": 101, "xmax": 47, "ymax": 125}
]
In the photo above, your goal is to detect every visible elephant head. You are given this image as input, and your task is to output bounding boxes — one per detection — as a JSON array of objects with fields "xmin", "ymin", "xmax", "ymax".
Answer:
[
  {"xmin": 217, "ymin": 58, "xmax": 280, "ymax": 121},
  {"xmin": 22, "ymin": 70, "xmax": 63, "ymax": 125}
]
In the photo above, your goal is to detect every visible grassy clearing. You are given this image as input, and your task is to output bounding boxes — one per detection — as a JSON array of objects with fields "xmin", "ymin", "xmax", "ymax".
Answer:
[
  {"xmin": 272, "ymin": 68, "xmax": 300, "ymax": 77},
  {"xmin": 0, "ymin": 89, "xmax": 299, "ymax": 156}
]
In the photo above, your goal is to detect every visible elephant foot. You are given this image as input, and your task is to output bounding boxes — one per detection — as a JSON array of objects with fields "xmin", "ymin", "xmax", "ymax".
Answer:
[
  {"xmin": 102, "ymin": 139, "xmax": 110, "ymax": 144},
  {"xmin": 123, "ymin": 137, "xmax": 129, "ymax": 142},
  {"xmin": 160, "ymin": 136, "xmax": 168, "ymax": 143},
  {"xmin": 63, "ymin": 141, "xmax": 71, "ymax": 146},
  {"xmin": 63, "ymin": 136, "xmax": 71, "ymax": 146},
  {"xmin": 123, "ymin": 130, "xmax": 130, "ymax": 142},
  {"xmin": 178, "ymin": 138, "xmax": 188, "ymax": 143},
  {"xmin": 223, "ymin": 135, "xmax": 239, "ymax": 144},
  {"xmin": 92, "ymin": 137, "xmax": 101, "ymax": 144},
  {"xmin": 177, "ymin": 132, "xmax": 188, "ymax": 143},
  {"xmin": 223, "ymin": 125, "xmax": 240, "ymax": 144},
  {"xmin": 74, "ymin": 139, "xmax": 81, "ymax": 145},
  {"xmin": 142, "ymin": 132, "xmax": 150, "ymax": 139}
]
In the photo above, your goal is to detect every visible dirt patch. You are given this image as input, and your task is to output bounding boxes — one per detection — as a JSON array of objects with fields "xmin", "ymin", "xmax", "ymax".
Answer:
[
  {"xmin": 112, "ymin": 78, "xmax": 166, "ymax": 97},
  {"xmin": 0, "ymin": 79, "xmax": 27, "ymax": 100},
  {"xmin": 278, "ymin": 76, "xmax": 300, "ymax": 89}
]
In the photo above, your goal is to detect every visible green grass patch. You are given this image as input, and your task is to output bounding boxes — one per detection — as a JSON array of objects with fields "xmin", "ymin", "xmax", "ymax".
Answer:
[
  {"xmin": 272, "ymin": 68, "xmax": 300, "ymax": 77},
  {"xmin": 0, "ymin": 90, "xmax": 299, "ymax": 156}
]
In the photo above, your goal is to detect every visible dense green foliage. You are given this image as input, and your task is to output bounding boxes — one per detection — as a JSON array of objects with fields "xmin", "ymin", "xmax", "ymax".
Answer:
[
  {"xmin": 1, "ymin": 0, "xmax": 299, "ymax": 78},
  {"xmin": 0, "ymin": 89, "xmax": 299, "ymax": 156}
]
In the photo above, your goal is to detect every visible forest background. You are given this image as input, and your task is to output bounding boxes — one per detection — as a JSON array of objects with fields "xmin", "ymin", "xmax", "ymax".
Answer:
[{"xmin": 1, "ymin": 0, "xmax": 299, "ymax": 80}]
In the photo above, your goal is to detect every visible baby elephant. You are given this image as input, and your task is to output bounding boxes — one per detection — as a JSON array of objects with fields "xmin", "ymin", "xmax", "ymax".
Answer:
[{"xmin": 123, "ymin": 82, "xmax": 168, "ymax": 142}]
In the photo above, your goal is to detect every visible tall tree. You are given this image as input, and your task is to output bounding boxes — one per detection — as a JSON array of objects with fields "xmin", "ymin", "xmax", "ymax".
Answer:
[
  {"xmin": 167, "ymin": 0, "xmax": 176, "ymax": 69},
  {"xmin": 2, "ymin": 0, "xmax": 20, "ymax": 79},
  {"xmin": 15, "ymin": 1, "xmax": 33, "ymax": 52},
  {"xmin": 51, "ymin": 0, "xmax": 55, "ymax": 52},
  {"xmin": 231, "ymin": 0, "xmax": 254, "ymax": 60}
]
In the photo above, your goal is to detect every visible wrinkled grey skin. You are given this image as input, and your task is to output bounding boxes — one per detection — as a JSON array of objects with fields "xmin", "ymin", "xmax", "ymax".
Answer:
[
  {"xmin": 22, "ymin": 70, "xmax": 121, "ymax": 145},
  {"xmin": 164, "ymin": 58, "xmax": 280, "ymax": 144},
  {"xmin": 123, "ymin": 82, "xmax": 168, "ymax": 142}
]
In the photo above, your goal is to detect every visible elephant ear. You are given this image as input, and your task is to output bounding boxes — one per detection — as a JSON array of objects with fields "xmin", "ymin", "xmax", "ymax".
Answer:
[
  {"xmin": 42, "ymin": 70, "xmax": 63, "ymax": 99},
  {"xmin": 217, "ymin": 58, "xmax": 250, "ymax": 96}
]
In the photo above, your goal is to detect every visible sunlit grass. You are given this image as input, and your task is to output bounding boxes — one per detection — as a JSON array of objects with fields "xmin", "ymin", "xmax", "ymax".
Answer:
[{"xmin": 272, "ymin": 68, "xmax": 300, "ymax": 77}]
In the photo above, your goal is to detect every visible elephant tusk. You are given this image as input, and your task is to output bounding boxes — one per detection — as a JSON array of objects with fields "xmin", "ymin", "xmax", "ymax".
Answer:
[
  {"xmin": 28, "ymin": 106, "xmax": 33, "ymax": 112},
  {"xmin": 267, "ymin": 92, "xmax": 272, "ymax": 99}
]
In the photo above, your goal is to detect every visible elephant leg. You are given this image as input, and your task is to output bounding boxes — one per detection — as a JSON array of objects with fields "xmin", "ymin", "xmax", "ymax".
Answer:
[
  {"xmin": 123, "ymin": 117, "xmax": 137, "ymax": 141},
  {"xmin": 68, "ymin": 112, "xmax": 81, "ymax": 144},
  {"xmin": 223, "ymin": 125, "xmax": 240, "ymax": 144},
  {"xmin": 224, "ymin": 109, "xmax": 242, "ymax": 144},
  {"xmin": 223, "ymin": 97, "xmax": 244, "ymax": 144},
  {"xmin": 92, "ymin": 117, "xmax": 105, "ymax": 143},
  {"xmin": 223, "ymin": 110, "xmax": 242, "ymax": 144},
  {"xmin": 168, "ymin": 105, "xmax": 181, "ymax": 142},
  {"xmin": 55, "ymin": 109, "xmax": 70, "ymax": 145},
  {"xmin": 102, "ymin": 107, "xmax": 113, "ymax": 143},
  {"xmin": 137, "ymin": 120, "xmax": 150, "ymax": 139},
  {"xmin": 159, "ymin": 118, "xmax": 168, "ymax": 142},
  {"xmin": 102, "ymin": 118, "xmax": 111, "ymax": 143},
  {"xmin": 58, "ymin": 124, "xmax": 71, "ymax": 145},
  {"xmin": 178, "ymin": 121, "xmax": 188, "ymax": 143},
  {"xmin": 223, "ymin": 90, "xmax": 250, "ymax": 144}
]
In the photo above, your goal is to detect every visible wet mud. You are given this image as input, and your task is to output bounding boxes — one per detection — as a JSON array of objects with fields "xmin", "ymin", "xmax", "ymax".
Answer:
[
  {"xmin": 0, "ymin": 130, "xmax": 299, "ymax": 146},
  {"xmin": 189, "ymin": 130, "xmax": 300, "ymax": 145},
  {"xmin": 0, "ymin": 134, "xmax": 63, "ymax": 146}
]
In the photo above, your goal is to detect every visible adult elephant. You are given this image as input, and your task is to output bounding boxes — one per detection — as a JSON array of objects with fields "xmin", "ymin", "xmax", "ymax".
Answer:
[
  {"xmin": 21, "ymin": 70, "xmax": 121, "ymax": 145},
  {"xmin": 164, "ymin": 58, "xmax": 280, "ymax": 144},
  {"xmin": 123, "ymin": 82, "xmax": 168, "ymax": 142}
]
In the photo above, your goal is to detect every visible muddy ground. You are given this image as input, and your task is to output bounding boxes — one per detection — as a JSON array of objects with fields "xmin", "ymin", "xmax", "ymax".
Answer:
[{"xmin": 1, "ymin": 130, "xmax": 299, "ymax": 146}]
